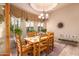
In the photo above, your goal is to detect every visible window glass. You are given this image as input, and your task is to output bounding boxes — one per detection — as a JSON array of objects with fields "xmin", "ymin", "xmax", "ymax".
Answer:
[{"xmin": 0, "ymin": 5, "xmax": 6, "ymax": 54}]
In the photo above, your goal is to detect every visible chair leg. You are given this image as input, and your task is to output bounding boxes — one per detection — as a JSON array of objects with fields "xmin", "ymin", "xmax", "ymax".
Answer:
[
  {"xmin": 37, "ymin": 47, "xmax": 40, "ymax": 56},
  {"xmin": 25, "ymin": 53, "xmax": 28, "ymax": 56},
  {"xmin": 46, "ymin": 48, "xmax": 49, "ymax": 56},
  {"xmin": 52, "ymin": 44, "xmax": 54, "ymax": 51},
  {"xmin": 17, "ymin": 51, "xmax": 19, "ymax": 56},
  {"xmin": 38, "ymin": 50, "xmax": 40, "ymax": 56}
]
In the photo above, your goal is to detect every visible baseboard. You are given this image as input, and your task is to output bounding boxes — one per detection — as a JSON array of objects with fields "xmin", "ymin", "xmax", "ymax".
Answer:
[{"xmin": 58, "ymin": 38, "xmax": 78, "ymax": 43}]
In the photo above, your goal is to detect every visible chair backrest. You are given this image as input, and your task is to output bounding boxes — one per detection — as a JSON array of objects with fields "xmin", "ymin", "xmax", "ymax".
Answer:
[
  {"xmin": 15, "ymin": 35, "xmax": 22, "ymax": 55},
  {"xmin": 39, "ymin": 36, "xmax": 48, "ymax": 49},
  {"xmin": 47, "ymin": 32, "xmax": 54, "ymax": 35},
  {"xmin": 40, "ymin": 36, "xmax": 48, "ymax": 43},
  {"xmin": 27, "ymin": 32, "xmax": 37, "ymax": 37},
  {"xmin": 47, "ymin": 32, "xmax": 54, "ymax": 41},
  {"xmin": 36, "ymin": 36, "xmax": 48, "ymax": 55}
]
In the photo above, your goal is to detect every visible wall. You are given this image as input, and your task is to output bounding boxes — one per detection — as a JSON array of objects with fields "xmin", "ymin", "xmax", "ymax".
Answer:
[
  {"xmin": 0, "ymin": 22, "xmax": 6, "ymax": 53},
  {"xmin": 47, "ymin": 4, "xmax": 79, "ymax": 41},
  {"xmin": 0, "ymin": 22, "xmax": 5, "ymax": 38}
]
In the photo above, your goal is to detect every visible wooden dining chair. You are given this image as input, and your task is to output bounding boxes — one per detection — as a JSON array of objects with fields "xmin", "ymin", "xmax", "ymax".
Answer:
[
  {"xmin": 36, "ymin": 36, "xmax": 49, "ymax": 56},
  {"xmin": 47, "ymin": 32, "xmax": 54, "ymax": 53},
  {"xmin": 27, "ymin": 32, "xmax": 37, "ymax": 37},
  {"xmin": 15, "ymin": 35, "xmax": 33, "ymax": 56}
]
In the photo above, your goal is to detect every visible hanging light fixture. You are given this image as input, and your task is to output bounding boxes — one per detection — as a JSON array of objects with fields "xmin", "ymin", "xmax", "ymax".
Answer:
[
  {"xmin": 38, "ymin": 11, "xmax": 49, "ymax": 20},
  {"xmin": 30, "ymin": 3, "xmax": 57, "ymax": 20}
]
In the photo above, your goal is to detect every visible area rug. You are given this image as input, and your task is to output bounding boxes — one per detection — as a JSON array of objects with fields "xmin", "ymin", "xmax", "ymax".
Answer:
[{"xmin": 48, "ymin": 42, "xmax": 66, "ymax": 56}]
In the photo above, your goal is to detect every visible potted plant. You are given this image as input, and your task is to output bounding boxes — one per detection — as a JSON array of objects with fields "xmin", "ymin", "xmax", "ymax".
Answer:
[
  {"xmin": 27, "ymin": 27, "xmax": 36, "ymax": 37},
  {"xmin": 15, "ymin": 27, "xmax": 22, "ymax": 39},
  {"xmin": 41, "ymin": 28, "xmax": 47, "ymax": 33},
  {"xmin": 10, "ymin": 23, "xmax": 14, "ymax": 37},
  {"xmin": 10, "ymin": 24, "xmax": 14, "ymax": 33},
  {"xmin": 27, "ymin": 27, "xmax": 35, "ymax": 32}
]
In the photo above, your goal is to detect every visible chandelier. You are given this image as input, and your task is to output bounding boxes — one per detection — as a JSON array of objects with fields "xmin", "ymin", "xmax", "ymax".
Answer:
[
  {"xmin": 30, "ymin": 3, "xmax": 58, "ymax": 20},
  {"xmin": 38, "ymin": 11, "xmax": 48, "ymax": 20}
]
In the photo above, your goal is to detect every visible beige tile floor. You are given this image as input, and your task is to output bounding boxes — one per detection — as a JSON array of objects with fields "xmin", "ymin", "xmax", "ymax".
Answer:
[
  {"xmin": 57, "ymin": 40, "xmax": 79, "ymax": 56},
  {"xmin": 59, "ymin": 44, "xmax": 79, "ymax": 56}
]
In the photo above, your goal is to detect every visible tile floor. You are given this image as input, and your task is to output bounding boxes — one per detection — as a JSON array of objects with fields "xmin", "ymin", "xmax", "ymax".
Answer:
[
  {"xmin": 56, "ymin": 40, "xmax": 79, "ymax": 56},
  {"xmin": 11, "ymin": 39, "xmax": 79, "ymax": 56},
  {"xmin": 59, "ymin": 43, "xmax": 79, "ymax": 56}
]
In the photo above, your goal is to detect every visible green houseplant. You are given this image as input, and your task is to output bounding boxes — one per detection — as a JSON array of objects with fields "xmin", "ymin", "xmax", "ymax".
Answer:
[
  {"xmin": 10, "ymin": 24, "xmax": 14, "ymax": 33},
  {"xmin": 41, "ymin": 28, "xmax": 47, "ymax": 33},
  {"xmin": 10, "ymin": 23, "xmax": 15, "ymax": 37},
  {"xmin": 15, "ymin": 27, "xmax": 22, "ymax": 36},
  {"xmin": 27, "ymin": 27, "xmax": 36, "ymax": 32},
  {"xmin": 27, "ymin": 27, "xmax": 37, "ymax": 37},
  {"xmin": 15, "ymin": 27, "xmax": 22, "ymax": 41}
]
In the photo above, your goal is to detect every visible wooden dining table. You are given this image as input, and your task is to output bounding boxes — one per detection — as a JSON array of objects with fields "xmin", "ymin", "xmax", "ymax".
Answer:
[
  {"xmin": 24, "ymin": 36, "xmax": 48, "ymax": 56},
  {"xmin": 24, "ymin": 36, "xmax": 39, "ymax": 56},
  {"xmin": 24, "ymin": 36, "xmax": 40, "ymax": 43},
  {"xmin": 24, "ymin": 32, "xmax": 54, "ymax": 56}
]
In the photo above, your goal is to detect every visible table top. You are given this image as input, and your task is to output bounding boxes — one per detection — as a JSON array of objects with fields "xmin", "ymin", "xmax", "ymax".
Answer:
[
  {"xmin": 24, "ymin": 36, "xmax": 48, "ymax": 43},
  {"xmin": 24, "ymin": 36, "xmax": 40, "ymax": 43}
]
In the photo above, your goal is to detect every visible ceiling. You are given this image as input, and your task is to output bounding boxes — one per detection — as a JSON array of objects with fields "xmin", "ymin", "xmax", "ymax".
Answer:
[
  {"xmin": 30, "ymin": 3, "xmax": 58, "ymax": 12},
  {"xmin": 12, "ymin": 3, "xmax": 70, "ymax": 15}
]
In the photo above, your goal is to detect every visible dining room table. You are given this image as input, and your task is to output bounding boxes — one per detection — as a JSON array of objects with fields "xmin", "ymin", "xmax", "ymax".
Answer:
[
  {"xmin": 24, "ymin": 32, "xmax": 54, "ymax": 56},
  {"xmin": 24, "ymin": 35, "xmax": 49, "ymax": 56},
  {"xmin": 24, "ymin": 36, "xmax": 40, "ymax": 56}
]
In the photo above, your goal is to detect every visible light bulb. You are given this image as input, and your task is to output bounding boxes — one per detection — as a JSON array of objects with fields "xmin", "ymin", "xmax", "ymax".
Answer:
[
  {"xmin": 46, "ymin": 13, "xmax": 48, "ymax": 17},
  {"xmin": 42, "ymin": 16, "xmax": 44, "ymax": 19},
  {"xmin": 40, "ymin": 13, "xmax": 44, "ymax": 16},
  {"xmin": 45, "ymin": 13, "xmax": 48, "ymax": 19},
  {"xmin": 38, "ymin": 15, "xmax": 41, "ymax": 19}
]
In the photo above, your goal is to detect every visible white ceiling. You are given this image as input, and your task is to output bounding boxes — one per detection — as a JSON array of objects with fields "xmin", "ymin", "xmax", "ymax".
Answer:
[
  {"xmin": 30, "ymin": 3, "xmax": 58, "ymax": 12},
  {"xmin": 12, "ymin": 3, "xmax": 70, "ymax": 15}
]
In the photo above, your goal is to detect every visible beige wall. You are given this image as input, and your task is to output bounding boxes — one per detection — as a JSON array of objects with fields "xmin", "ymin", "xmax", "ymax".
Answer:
[
  {"xmin": 47, "ymin": 4, "xmax": 79, "ymax": 41},
  {"xmin": 0, "ymin": 22, "xmax": 5, "ymax": 38},
  {"xmin": 0, "ymin": 22, "xmax": 6, "ymax": 53}
]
